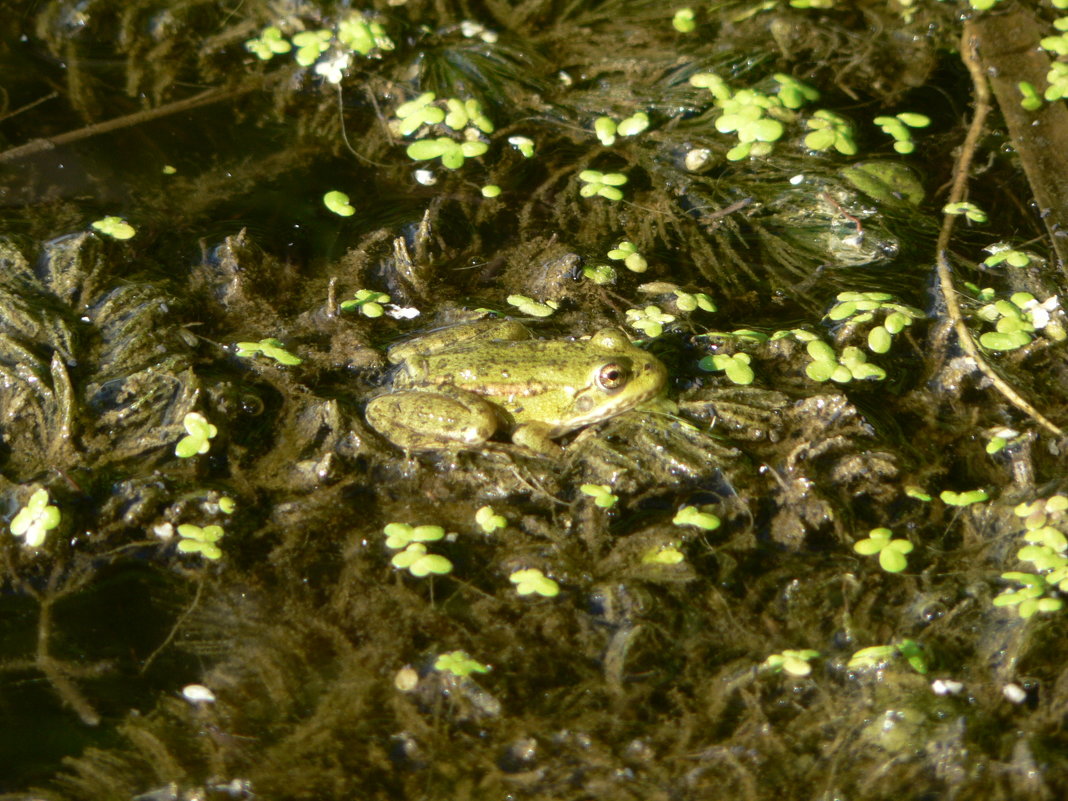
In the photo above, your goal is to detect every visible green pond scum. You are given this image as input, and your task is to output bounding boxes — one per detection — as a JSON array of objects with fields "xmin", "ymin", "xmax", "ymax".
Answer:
[{"xmin": 3, "ymin": 0, "xmax": 1068, "ymax": 798}]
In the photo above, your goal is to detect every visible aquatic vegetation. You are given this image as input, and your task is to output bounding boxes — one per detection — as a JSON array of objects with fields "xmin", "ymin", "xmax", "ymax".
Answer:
[
  {"xmin": 698, "ymin": 352, "xmax": 755, "ymax": 385},
  {"xmin": 244, "ymin": 26, "xmax": 291, "ymax": 60},
  {"xmin": 235, "ymin": 338, "xmax": 302, "ymax": 365},
  {"xmin": 942, "ymin": 201, "xmax": 988, "ymax": 223},
  {"xmin": 174, "ymin": 412, "xmax": 218, "ymax": 458},
  {"xmin": 804, "ymin": 110, "xmax": 857, "ymax": 155},
  {"xmin": 383, "ymin": 523, "xmax": 445, "ymax": 550},
  {"xmin": 985, "ymin": 427, "xmax": 1023, "ymax": 455},
  {"xmin": 323, "ymin": 190, "xmax": 355, "ymax": 217},
  {"xmin": 176, "ymin": 524, "xmax": 224, "ymax": 560},
  {"xmin": 824, "ymin": 291, "xmax": 924, "ymax": 355},
  {"xmin": 391, "ymin": 543, "xmax": 453, "ymax": 577},
  {"xmin": 606, "ymin": 241, "xmax": 647, "ymax": 273},
  {"xmin": 981, "ymin": 244, "xmax": 1031, "ymax": 268},
  {"xmin": 905, "ymin": 486, "xmax": 933, "ymax": 502},
  {"xmin": 383, "ymin": 524, "xmax": 452, "ymax": 576},
  {"xmin": 292, "ymin": 30, "xmax": 333, "ymax": 67},
  {"xmin": 1017, "ymin": 81, "xmax": 1043, "ymax": 111},
  {"xmin": 475, "ymin": 506, "xmax": 506, "ymax": 534},
  {"xmin": 245, "ymin": 14, "xmax": 392, "ymax": 79},
  {"xmin": 506, "ymin": 136, "xmax": 535, "ymax": 157},
  {"xmin": 993, "ymin": 496, "xmax": 1068, "ymax": 618},
  {"xmin": 1046, "ymin": 62, "xmax": 1068, "ymax": 101},
  {"xmin": 853, "ymin": 527, "xmax": 913, "ymax": 573},
  {"xmin": 578, "ymin": 170, "xmax": 628, "ymax": 201},
  {"xmin": 871, "ymin": 112, "xmax": 930, "ymax": 155},
  {"xmin": 625, "ymin": 305, "xmax": 674, "ymax": 337},
  {"xmin": 994, "ymin": 573, "xmax": 1063, "ymax": 618},
  {"xmin": 90, "ymin": 216, "xmax": 136, "ymax": 240},
  {"xmin": 803, "ymin": 340, "xmax": 886, "ymax": 383},
  {"xmin": 973, "ymin": 290, "xmax": 1066, "ymax": 352},
  {"xmin": 641, "ymin": 545, "xmax": 685, "ymax": 565},
  {"xmin": 434, "ymin": 650, "xmax": 490, "ymax": 677},
  {"xmin": 762, "ymin": 649, "xmax": 820, "ymax": 677},
  {"xmin": 939, "ymin": 489, "xmax": 988, "ymax": 507},
  {"xmin": 509, "ymin": 568, "xmax": 560, "ymax": 598},
  {"xmin": 580, "ymin": 484, "xmax": 618, "ymax": 509},
  {"xmin": 848, "ymin": 639, "xmax": 927, "ymax": 674},
  {"xmin": 672, "ymin": 8, "xmax": 696, "ymax": 33},
  {"xmin": 672, "ymin": 290, "xmax": 716, "ymax": 313},
  {"xmin": 582, "ymin": 263, "xmax": 617, "ymax": 285},
  {"xmin": 10, "ymin": 488, "xmax": 60, "ymax": 548},
  {"xmin": 505, "ymin": 294, "xmax": 557, "ymax": 317},
  {"xmin": 594, "ymin": 116, "xmax": 617, "ymax": 146},
  {"xmin": 1040, "ymin": 21, "xmax": 1068, "ymax": 57},
  {"xmin": 9, "ymin": 0, "xmax": 1068, "ymax": 795},
  {"xmin": 341, "ymin": 289, "xmax": 391, "ymax": 318},
  {"xmin": 406, "ymin": 137, "xmax": 488, "ymax": 170},
  {"xmin": 672, "ymin": 505, "xmax": 720, "ymax": 531}
]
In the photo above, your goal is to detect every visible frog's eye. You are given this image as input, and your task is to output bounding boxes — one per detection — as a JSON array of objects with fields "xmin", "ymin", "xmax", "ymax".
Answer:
[{"xmin": 596, "ymin": 362, "xmax": 630, "ymax": 391}]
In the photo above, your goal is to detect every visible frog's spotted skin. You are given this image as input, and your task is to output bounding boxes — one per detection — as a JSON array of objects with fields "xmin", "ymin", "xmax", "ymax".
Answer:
[{"xmin": 365, "ymin": 323, "xmax": 667, "ymax": 453}]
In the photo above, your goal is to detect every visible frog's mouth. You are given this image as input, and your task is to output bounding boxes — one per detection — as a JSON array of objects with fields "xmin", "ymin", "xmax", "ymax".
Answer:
[{"xmin": 562, "ymin": 357, "xmax": 668, "ymax": 433}]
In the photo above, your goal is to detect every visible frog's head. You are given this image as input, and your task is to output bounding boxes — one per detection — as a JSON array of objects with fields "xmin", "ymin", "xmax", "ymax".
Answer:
[{"xmin": 564, "ymin": 328, "xmax": 668, "ymax": 430}]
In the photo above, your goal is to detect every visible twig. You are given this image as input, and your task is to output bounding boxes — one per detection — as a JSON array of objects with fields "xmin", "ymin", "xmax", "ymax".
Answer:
[
  {"xmin": 140, "ymin": 576, "xmax": 205, "ymax": 675},
  {"xmin": 0, "ymin": 84, "xmax": 254, "ymax": 164},
  {"xmin": 934, "ymin": 32, "xmax": 1062, "ymax": 437}
]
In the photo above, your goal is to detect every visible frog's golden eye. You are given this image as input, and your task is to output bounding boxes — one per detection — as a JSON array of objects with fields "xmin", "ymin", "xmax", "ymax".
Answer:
[{"xmin": 596, "ymin": 362, "xmax": 630, "ymax": 391}]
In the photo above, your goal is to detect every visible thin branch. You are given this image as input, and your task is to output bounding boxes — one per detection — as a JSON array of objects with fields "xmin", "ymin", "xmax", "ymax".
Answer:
[
  {"xmin": 934, "ymin": 30, "xmax": 1063, "ymax": 437},
  {"xmin": 0, "ymin": 84, "xmax": 254, "ymax": 164}
]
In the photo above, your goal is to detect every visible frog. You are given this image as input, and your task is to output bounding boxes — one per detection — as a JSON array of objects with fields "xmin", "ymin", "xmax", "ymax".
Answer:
[{"xmin": 364, "ymin": 320, "xmax": 668, "ymax": 453}]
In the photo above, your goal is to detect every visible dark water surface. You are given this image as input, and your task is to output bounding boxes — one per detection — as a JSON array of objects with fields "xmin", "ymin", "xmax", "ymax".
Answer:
[{"xmin": 2, "ymin": 1, "xmax": 1068, "ymax": 799}]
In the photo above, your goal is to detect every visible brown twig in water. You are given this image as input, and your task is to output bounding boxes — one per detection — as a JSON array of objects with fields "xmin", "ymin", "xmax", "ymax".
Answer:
[
  {"xmin": 0, "ymin": 84, "xmax": 254, "ymax": 164},
  {"xmin": 935, "ymin": 32, "xmax": 1063, "ymax": 437}
]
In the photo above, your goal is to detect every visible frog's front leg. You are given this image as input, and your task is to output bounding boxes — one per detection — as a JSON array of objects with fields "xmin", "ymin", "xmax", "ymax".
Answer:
[
  {"xmin": 510, "ymin": 421, "xmax": 562, "ymax": 455},
  {"xmin": 365, "ymin": 386, "xmax": 501, "ymax": 451}
]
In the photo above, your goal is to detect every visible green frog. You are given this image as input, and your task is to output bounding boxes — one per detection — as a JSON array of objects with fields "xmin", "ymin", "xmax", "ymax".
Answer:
[{"xmin": 365, "ymin": 320, "xmax": 668, "ymax": 453}]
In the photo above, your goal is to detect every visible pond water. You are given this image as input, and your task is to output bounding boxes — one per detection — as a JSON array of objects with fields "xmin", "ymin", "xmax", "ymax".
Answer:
[{"xmin": 2, "ymin": 1, "xmax": 1068, "ymax": 799}]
